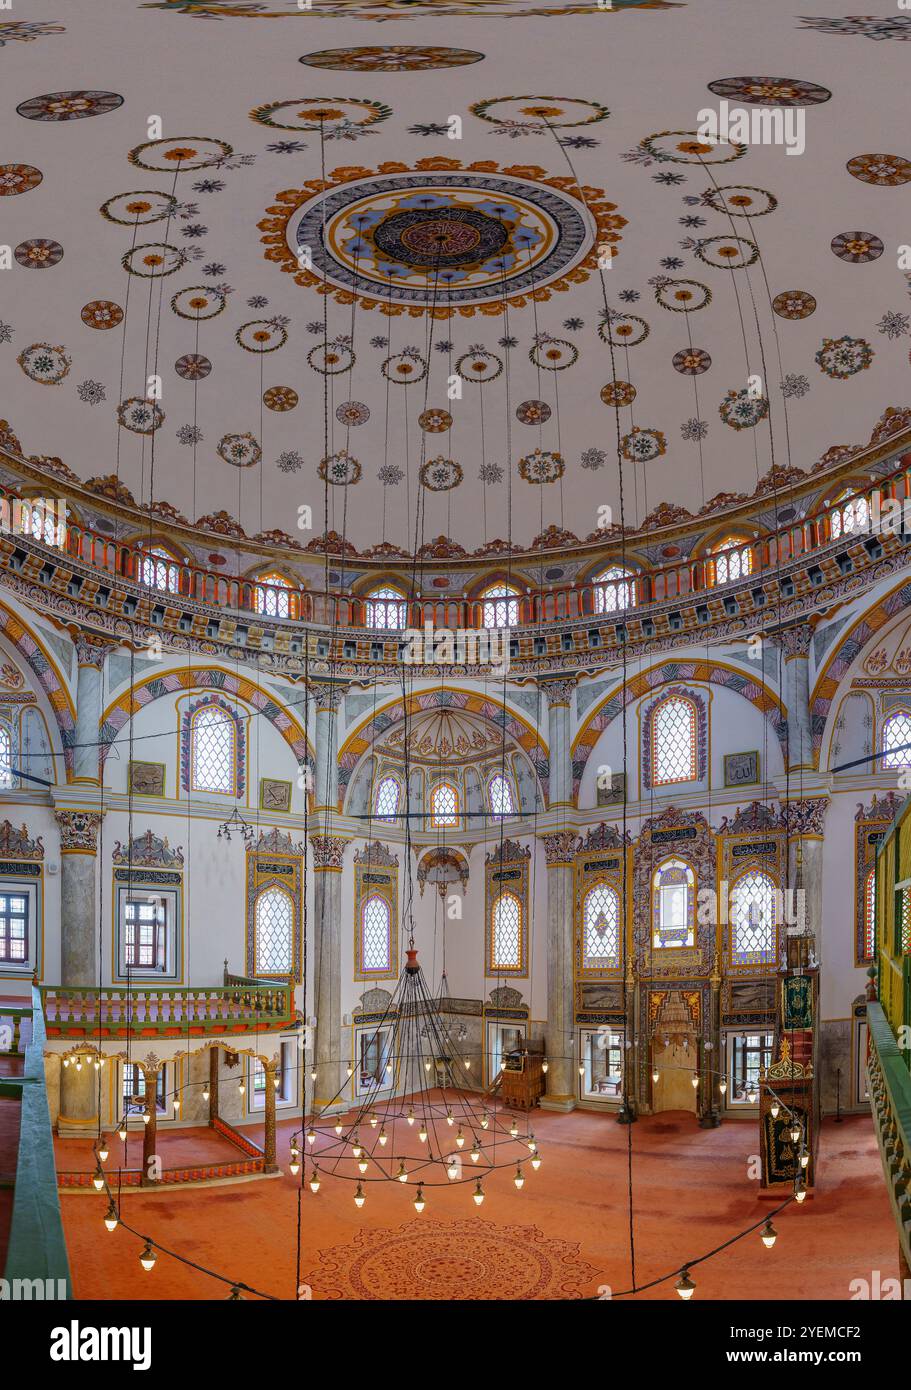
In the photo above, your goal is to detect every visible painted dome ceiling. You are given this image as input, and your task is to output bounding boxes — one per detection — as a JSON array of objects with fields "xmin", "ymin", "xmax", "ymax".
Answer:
[
  {"xmin": 2, "ymin": 0, "xmax": 910, "ymax": 558},
  {"xmin": 376, "ymin": 706, "xmax": 512, "ymax": 763}
]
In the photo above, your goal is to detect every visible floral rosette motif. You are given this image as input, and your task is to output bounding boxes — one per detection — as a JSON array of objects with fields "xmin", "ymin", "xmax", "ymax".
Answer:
[
  {"xmin": 117, "ymin": 397, "xmax": 165, "ymax": 435},
  {"xmin": 418, "ymin": 407, "xmax": 452, "ymax": 433},
  {"xmin": 100, "ymin": 190, "xmax": 179, "ymax": 225},
  {"xmin": 249, "ymin": 96, "xmax": 391, "ymax": 133},
  {"xmin": 382, "ymin": 349, "xmax": 428, "ymax": 385},
  {"xmin": 175, "ymin": 353, "xmax": 211, "ymax": 380},
  {"xmin": 318, "ymin": 450, "xmax": 362, "ymax": 486},
  {"xmin": 14, "ymin": 238, "xmax": 63, "ymax": 269},
  {"xmin": 620, "ymin": 427, "xmax": 667, "ymax": 462},
  {"xmin": 128, "ymin": 137, "xmax": 233, "ymax": 172},
  {"xmin": 122, "ymin": 243, "xmax": 186, "ymax": 278},
  {"xmin": 265, "ymin": 386, "xmax": 300, "ymax": 412},
  {"xmin": 308, "ymin": 339, "xmax": 355, "ymax": 374},
  {"xmin": 299, "ymin": 46, "xmax": 485, "ymax": 73},
  {"xmin": 456, "ymin": 347, "xmax": 503, "ymax": 384},
  {"xmin": 470, "ymin": 94, "xmax": 610, "ymax": 130},
  {"xmin": 772, "ymin": 289, "xmax": 816, "ymax": 320},
  {"xmin": 814, "ymin": 336, "xmax": 874, "ymax": 380},
  {"xmin": 419, "ymin": 456, "xmax": 463, "ymax": 492},
  {"xmin": 217, "ymin": 432, "xmax": 262, "ymax": 468},
  {"xmin": 236, "ymin": 319, "xmax": 289, "ymax": 353},
  {"xmin": 598, "ymin": 311, "xmax": 649, "ymax": 346},
  {"xmin": 640, "ymin": 130, "xmax": 748, "ymax": 165},
  {"xmin": 719, "ymin": 387, "xmax": 770, "ymax": 430},
  {"xmin": 830, "ymin": 231, "xmax": 884, "ymax": 263},
  {"xmin": 600, "ymin": 380, "xmax": 637, "ymax": 407},
  {"xmin": 172, "ymin": 286, "xmax": 227, "ymax": 320},
  {"xmin": 672, "ymin": 348, "xmax": 712, "ymax": 375},
  {"xmin": 695, "ymin": 235, "xmax": 759, "ymax": 269},
  {"xmin": 81, "ymin": 300, "xmax": 124, "ymax": 330},
  {"xmin": 701, "ymin": 185, "xmax": 778, "ymax": 218},
  {"xmin": 16, "ymin": 90, "xmax": 123, "ymax": 122},
  {"xmin": 530, "ymin": 336, "xmax": 578, "ymax": 371},
  {"xmin": 17, "ymin": 342, "xmax": 71, "ymax": 385},
  {"xmin": 518, "ymin": 447, "xmax": 565, "ymax": 484},
  {"xmin": 654, "ymin": 279, "xmax": 712, "ymax": 313},
  {"xmin": 706, "ymin": 76, "xmax": 831, "ymax": 106},
  {"xmin": 0, "ymin": 164, "xmax": 42, "ymax": 196},
  {"xmin": 336, "ymin": 400, "xmax": 369, "ymax": 426},
  {"xmin": 846, "ymin": 153, "xmax": 911, "ymax": 186},
  {"xmin": 516, "ymin": 399, "xmax": 552, "ymax": 425}
]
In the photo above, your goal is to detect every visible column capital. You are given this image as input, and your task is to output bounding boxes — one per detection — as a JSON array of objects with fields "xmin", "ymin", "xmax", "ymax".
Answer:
[
  {"xmin": 538, "ymin": 677, "xmax": 577, "ymax": 707},
  {"xmin": 309, "ymin": 834, "xmax": 350, "ymax": 870},
  {"xmin": 782, "ymin": 796, "xmax": 829, "ymax": 837},
  {"xmin": 73, "ymin": 632, "xmax": 118, "ymax": 669},
  {"xmin": 138, "ymin": 1050, "xmax": 163, "ymax": 1077},
  {"xmin": 772, "ymin": 622, "xmax": 814, "ymax": 660},
  {"xmin": 539, "ymin": 829, "xmax": 578, "ymax": 867},
  {"xmin": 309, "ymin": 681, "xmax": 346, "ymax": 713},
  {"xmin": 54, "ymin": 808, "xmax": 104, "ymax": 854}
]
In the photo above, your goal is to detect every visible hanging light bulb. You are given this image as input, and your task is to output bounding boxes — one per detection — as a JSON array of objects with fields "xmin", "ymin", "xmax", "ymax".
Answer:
[
  {"xmin": 719, "ymin": 1079, "xmax": 728, "ymax": 1096},
  {"xmin": 418, "ymin": 1123, "xmax": 428, "ymax": 1143},
  {"xmin": 139, "ymin": 1241, "xmax": 157, "ymax": 1272},
  {"xmin": 346, "ymin": 1061, "xmax": 353, "ymax": 1079},
  {"xmin": 799, "ymin": 1148, "xmax": 809, "ymax": 1170},
  {"xmin": 652, "ymin": 1069, "xmax": 660, "ymax": 1084},
  {"xmin": 351, "ymin": 1135, "xmax": 362, "ymax": 1158},
  {"xmin": 310, "ymin": 1068, "xmax": 317, "ymax": 1082},
  {"xmin": 92, "ymin": 1167, "xmax": 105, "ymax": 1192},
  {"xmin": 527, "ymin": 1135, "xmax": 536, "ymax": 1152},
  {"xmin": 514, "ymin": 1166, "xmax": 525, "ymax": 1190},
  {"xmin": 789, "ymin": 1120, "xmax": 802, "ymax": 1144},
  {"xmin": 238, "ymin": 1081, "xmax": 245, "ymax": 1097},
  {"xmin": 578, "ymin": 1063, "xmax": 585, "ymax": 1077},
  {"xmin": 98, "ymin": 1135, "xmax": 109, "ymax": 1164},
  {"xmin": 770, "ymin": 1100, "xmax": 780, "ymax": 1119},
  {"xmin": 446, "ymin": 1109, "xmax": 454, "ymax": 1127},
  {"xmin": 480, "ymin": 1111, "xmax": 489, "ymax": 1130},
  {"xmin": 794, "ymin": 1181, "xmax": 807, "ymax": 1204},
  {"xmin": 63, "ymin": 1057, "xmax": 70, "ymax": 1069},
  {"xmin": 413, "ymin": 1186, "xmax": 426, "ymax": 1213},
  {"xmin": 747, "ymin": 1087, "xmax": 758, "ymax": 1105},
  {"xmin": 424, "ymin": 1060, "xmax": 432, "ymax": 1072},
  {"xmin": 358, "ymin": 1158, "xmax": 368, "ymax": 1175},
  {"xmin": 406, "ymin": 1108, "xmax": 415, "ymax": 1127},
  {"xmin": 379, "ymin": 1128, "xmax": 388, "ymax": 1147},
  {"xmin": 173, "ymin": 1094, "xmax": 181, "ymax": 1114},
  {"xmin": 447, "ymin": 1159, "xmax": 459, "ymax": 1182},
  {"xmin": 289, "ymin": 1156, "xmax": 301, "ymax": 1177},
  {"xmin": 464, "ymin": 1058, "xmax": 471, "ymax": 1070},
  {"xmin": 369, "ymin": 1113, "xmax": 378, "ymax": 1128},
  {"xmin": 93, "ymin": 1058, "xmax": 101, "ymax": 1072},
  {"xmin": 531, "ymin": 1153, "xmax": 542, "ymax": 1171},
  {"xmin": 202, "ymin": 1085, "xmax": 210, "ymax": 1103},
  {"xmin": 470, "ymin": 1141, "xmax": 481, "ymax": 1163},
  {"xmin": 675, "ymin": 1269, "xmax": 695, "ymax": 1300},
  {"xmin": 103, "ymin": 1203, "xmax": 119, "ymax": 1233},
  {"xmin": 118, "ymin": 1121, "xmax": 128, "ymax": 1143},
  {"xmin": 509, "ymin": 1119, "xmax": 519, "ymax": 1138},
  {"xmin": 309, "ymin": 1169, "xmax": 321, "ymax": 1194},
  {"xmin": 396, "ymin": 1161, "xmax": 408, "ymax": 1183},
  {"xmin": 473, "ymin": 1181, "xmax": 484, "ymax": 1207},
  {"xmin": 354, "ymin": 1183, "xmax": 366, "ymax": 1209},
  {"xmin": 142, "ymin": 1108, "xmax": 151, "ymax": 1127},
  {"xmin": 542, "ymin": 1058, "xmax": 549, "ymax": 1074},
  {"xmin": 691, "ymin": 1073, "xmax": 699, "ymax": 1090},
  {"xmin": 761, "ymin": 1219, "xmax": 778, "ymax": 1249},
  {"xmin": 455, "ymin": 1128, "xmax": 465, "ymax": 1149},
  {"xmin": 334, "ymin": 1118, "xmax": 344, "ymax": 1136}
]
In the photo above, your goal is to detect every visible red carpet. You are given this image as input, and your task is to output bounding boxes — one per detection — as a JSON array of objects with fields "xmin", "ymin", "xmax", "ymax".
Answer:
[{"xmin": 58, "ymin": 1110, "xmax": 895, "ymax": 1301}]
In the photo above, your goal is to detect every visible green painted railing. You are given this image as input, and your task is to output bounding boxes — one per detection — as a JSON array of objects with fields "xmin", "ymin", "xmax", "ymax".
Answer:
[
  {"xmin": 1, "ymin": 985, "xmax": 72, "ymax": 1298},
  {"xmin": 865, "ymin": 1000, "xmax": 911, "ymax": 1273},
  {"xmin": 40, "ymin": 979, "xmax": 295, "ymax": 1036}
]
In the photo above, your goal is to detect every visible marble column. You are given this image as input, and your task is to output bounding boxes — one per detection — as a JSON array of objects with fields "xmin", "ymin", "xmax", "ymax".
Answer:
[
  {"xmin": 208, "ymin": 1045, "xmax": 219, "ymax": 1126},
  {"xmin": 54, "ymin": 810, "xmax": 104, "ymax": 986},
  {"xmin": 783, "ymin": 797, "xmax": 829, "ymax": 958},
  {"xmin": 72, "ymin": 634, "xmax": 114, "ymax": 785},
  {"xmin": 539, "ymin": 679, "xmax": 576, "ymax": 811},
  {"xmin": 263, "ymin": 1057, "xmax": 279, "ymax": 1172},
  {"xmin": 539, "ymin": 830, "xmax": 578, "ymax": 1112},
  {"xmin": 140, "ymin": 1058, "xmax": 161, "ymax": 1187},
  {"xmin": 310, "ymin": 835, "xmax": 349, "ymax": 1114},
  {"xmin": 57, "ymin": 1051, "xmax": 99, "ymax": 1138},
  {"xmin": 776, "ymin": 622, "xmax": 814, "ymax": 772},
  {"xmin": 310, "ymin": 681, "xmax": 344, "ymax": 812}
]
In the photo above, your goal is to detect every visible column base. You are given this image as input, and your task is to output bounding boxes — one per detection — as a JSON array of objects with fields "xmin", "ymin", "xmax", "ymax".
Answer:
[
  {"xmin": 615, "ymin": 1101, "xmax": 637, "ymax": 1125},
  {"xmin": 57, "ymin": 1113, "xmax": 99, "ymax": 1138},
  {"xmin": 698, "ymin": 1108, "xmax": 722, "ymax": 1129},
  {"xmin": 539, "ymin": 1094, "xmax": 576, "ymax": 1113}
]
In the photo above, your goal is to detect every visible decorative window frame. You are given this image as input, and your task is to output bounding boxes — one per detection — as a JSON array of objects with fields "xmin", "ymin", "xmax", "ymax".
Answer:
[
  {"xmin": 112, "ymin": 872, "xmax": 183, "ymax": 983},
  {"xmin": 854, "ymin": 795, "xmax": 901, "ymax": 966},
  {"xmin": 641, "ymin": 685, "xmax": 708, "ymax": 792},
  {"xmin": 180, "ymin": 693, "xmax": 245, "ymax": 798},
  {"xmin": 573, "ymin": 837, "xmax": 630, "ymax": 980},
  {"xmin": 485, "ymin": 769, "xmax": 517, "ymax": 818},
  {"xmin": 372, "ymin": 771, "xmax": 402, "ymax": 821},
  {"xmin": 720, "ymin": 818, "xmax": 786, "ymax": 977},
  {"xmin": 727, "ymin": 867, "xmax": 779, "ymax": 971},
  {"xmin": 245, "ymin": 831, "xmax": 303, "ymax": 982},
  {"xmin": 484, "ymin": 839, "xmax": 530, "ymax": 977},
  {"xmin": 650, "ymin": 857, "xmax": 697, "ymax": 951},
  {"xmin": 0, "ymin": 712, "xmax": 17, "ymax": 791},
  {"xmin": 430, "ymin": 780, "xmax": 460, "ymax": 829},
  {"xmin": 353, "ymin": 841, "xmax": 399, "ymax": 982},
  {"xmin": 879, "ymin": 702, "xmax": 911, "ymax": 769}
]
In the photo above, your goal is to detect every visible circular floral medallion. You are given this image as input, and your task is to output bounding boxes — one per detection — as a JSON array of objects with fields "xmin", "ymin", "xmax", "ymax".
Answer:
[
  {"xmin": 117, "ymin": 397, "xmax": 165, "ymax": 434},
  {"xmin": 383, "ymin": 349, "xmax": 429, "ymax": 385},
  {"xmin": 266, "ymin": 158, "xmax": 624, "ymax": 316},
  {"xmin": 128, "ymin": 138, "xmax": 232, "ymax": 172},
  {"xmin": 419, "ymin": 407, "xmax": 452, "ymax": 433},
  {"xmin": 249, "ymin": 96, "xmax": 391, "ymax": 132},
  {"xmin": 516, "ymin": 399, "xmax": 551, "ymax": 425},
  {"xmin": 318, "ymin": 450, "xmax": 361, "ymax": 485},
  {"xmin": 100, "ymin": 190, "xmax": 179, "ymax": 225},
  {"xmin": 17, "ymin": 342, "xmax": 71, "ymax": 385},
  {"xmin": 641, "ymin": 130, "xmax": 747, "ymax": 164},
  {"xmin": 814, "ymin": 335, "xmax": 874, "ymax": 379},
  {"xmin": 846, "ymin": 153, "xmax": 911, "ymax": 186},
  {"xmin": 706, "ymin": 76, "xmax": 832, "ymax": 105},
  {"xmin": 600, "ymin": 380, "xmax": 637, "ymax": 407},
  {"xmin": 0, "ymin": 164, "xmax": 42, "ymax": 196},
  {"xmin": 599, "ymin": 311, "xmax": 649, "ymax": 346},
  {"xmin": 419, "ymin": 455, "xmax": 463, "ymax": 491},
  {"xmin": 14, "ymin": 238, "xmax": 63, "ymax": 269},
  {"xmin": 308, "ymin": 339, "xmax": 355, "ymax": 374},
  {"xmin": 175, "ymin": 353, "xmax": 211, "ymax": 380},
  {"xmin": 265, "ymin": 385, "xmax": 300, "ymax": 411},
  {"xmin": 16, "ymin": 90, "xmax": 123, "ymax": 122},
  {"xmin": 470, "ymin": 95, "xmax": 609, "ymax": 129},
  {"xmin": 620, "ymin": 426, "xmax": 667, "ymax": 462},
  {"xmin": 171, "ymin": 285, "xmax": 227, "ymax": 320},
  {"xmin": 530, "ymin": 337, "xmax": 578, "ymax": 371},
  {"xmin": 654, "ymin": 279, "xmax": 712, "ymax": 313},
  {"xmin": 695, "ymin": 235, "xmax": 759, "ymax": 269},
  {"xmin": 236, "ymin": 319, "xmax": 288, "ymax": 353},
  {"xmin": 81, "ymin": 300, "xmax": 124, "ymax": 330},
  {"xmin": 456, "ymin": 348, "xmax": 503, "ymax": 384},
  {"xmin": 772, "ymin": 289, "xmax": 816, "ymax": 319},
  {"xmin": 719, "ymin": 387, "xmax": 770, "ymax": 430},
  {"xmin": 701, "ymin": 185, "xmax": 778, "ymax": 218},
  {"xmin": 336, "ymin": 399, "xmax": 369, "ymax": 426},
  {"xmin": 672, "ymin": 347, "xmax": 712, "ymax": 374},
  {"xmin": 299, "ymin": 46, "xmax": 485, "ymax": 72},
  {"xmin": 217, "ymin": 432, "xmax": 261, "ymax": 467},
  {"xmin": 122, "ymin": 243, "xmax": 186, "ymax": 278},
  {"xmin": 830, "ymin": 230, "xmax": 884, "ymax": 263},
  {"xmin": 518, "ymin": 447, "xmax": 565, "ymax": 484}
]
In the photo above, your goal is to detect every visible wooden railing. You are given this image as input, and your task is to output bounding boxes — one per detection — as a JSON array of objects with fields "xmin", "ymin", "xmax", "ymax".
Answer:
[
  {"xmin": 41, "ymin": 980, "xmax": 295, "ymax": 1037},
  {"xmin": 865, "ymin": 1001, "xmax": 911, "ymax": 1274}
]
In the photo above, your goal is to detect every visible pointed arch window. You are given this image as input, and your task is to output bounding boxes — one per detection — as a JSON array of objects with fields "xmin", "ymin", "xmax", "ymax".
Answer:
[
  {"xmin": 492, "ymin": 891, "xmax": 523, "ymax": 970},
  {"xmin": 829, "ymin": 489, "xmax": 869, "ymax": 541},
  {"xmin": 373, "ymin": 774, "xmax": 401, "ymax": 820},
  {"xmin": 254, "ymin": 885, "xmax": 294, "ymax": 976},
  {"xmin": 254, "ymin": 572, "xmax": 293, "ymax": 619},
  {"xmin": 487, "ymin": 773, "xmax": 514, "ymax": 817},
  {"xmin": 882, "ymin": 710, "xmax": 911, "ymax": 768},
  {"xmin": 651, "ymin": 694, "xmax": 698, "ymax": 785},
  {"xmin": 652, "ymin": 859, "xmax": 695, "ymax": 949},
  {"xmin": 360, "ymin": 895, "xmax": 392, "ymax": 974},
  {"xmin": 431, "ymin": 781, "xmax": 459, "ymax": 828},
  {"xmin": 730, "ymin": 869, "xmax": 777, "ymax": 966},
  {"xmin": 0, "ymin": 722, "xmax": 14, "ymax": 790},
  {"xmin": 593, "ymin": 566, "xmax": 636, "ymax": 614},
  {"xmin": 710, "ymin": 537, "xmax": 753, "ymax": 586},
  {"xmin": 365, "ymin": 586, "xmax": 407, "ymax": 630},
  {"xmin": 183, "ymin": 696, "xmax": 243, "ymax": 797},
  {"xmin": 481, "ymin": 584, "xmax": 520, "ymax": 630},
  {"xmin": 583, "ymin": 882, "xmax": 620, "ymax": 968}
]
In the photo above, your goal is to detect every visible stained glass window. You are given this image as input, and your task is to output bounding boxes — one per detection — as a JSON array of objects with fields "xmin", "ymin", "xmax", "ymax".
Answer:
[
  {"xmin": 652, "ymin": 859, "xmax": 695, "ymax": 949},
  {"xmin": 361, "ymin": 895, "xmax": 391, "ymax": 973},
  {"xmin": 651, "ymin": 695, "xmax": 697, "ymax": 785},
  {"xmin": 492, "ymin": 891, "xmax": 522, "ymax": 969},
  {"xmin": 712, "ymin": 538, "xmax": 753, "ymax": 585},
  {"xmin": 254, "ymin": 886, "xmax": 293, "ymax": 975},
  {"xmin": 583, "ymin": 882, "xmax": 620, "ymax": 967},
  {"xmin": 481, "ymin": 585, "xmax": 519, "ymax": 629},
  {"xmin": 864, "ymin": 865, "xmax": 876, "ymax": 960},
  {"xmin": 431, "ymin": 781, "xmax": 458, "ymax": 828},
  {"xmin": 487, "ymin": 774, "xmax": 514, "ymax": 817},
  {"xmin": 365, "ymin": 586, "xmax": 406, "ymax": 630},
  {"xmin": 731, "ymin": 870, "xmax": 776, "ymax": 966},
  {"xmin": 190, "ymin": 703, "xmax": 237, "ymax": 795},
  {"xmin": 254, "ymin": 572, "xmax": 292, "ymax": 618},
  {"xmin": 882, "ymin": 710, "xmax": 911, "ymax": 768},
  {"xmin": 593, "ymin": 567, "xmax": 636, "ymax": 614},
  {"xmin": 373, "ymin": 775, "xmax": 401, "ymax": 820}
]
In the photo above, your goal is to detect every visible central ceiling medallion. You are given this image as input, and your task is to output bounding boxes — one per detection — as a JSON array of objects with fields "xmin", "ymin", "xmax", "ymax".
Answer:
[{"xmin": 259, "ymin": 158, "xmax": 624, "ymax": 317}]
